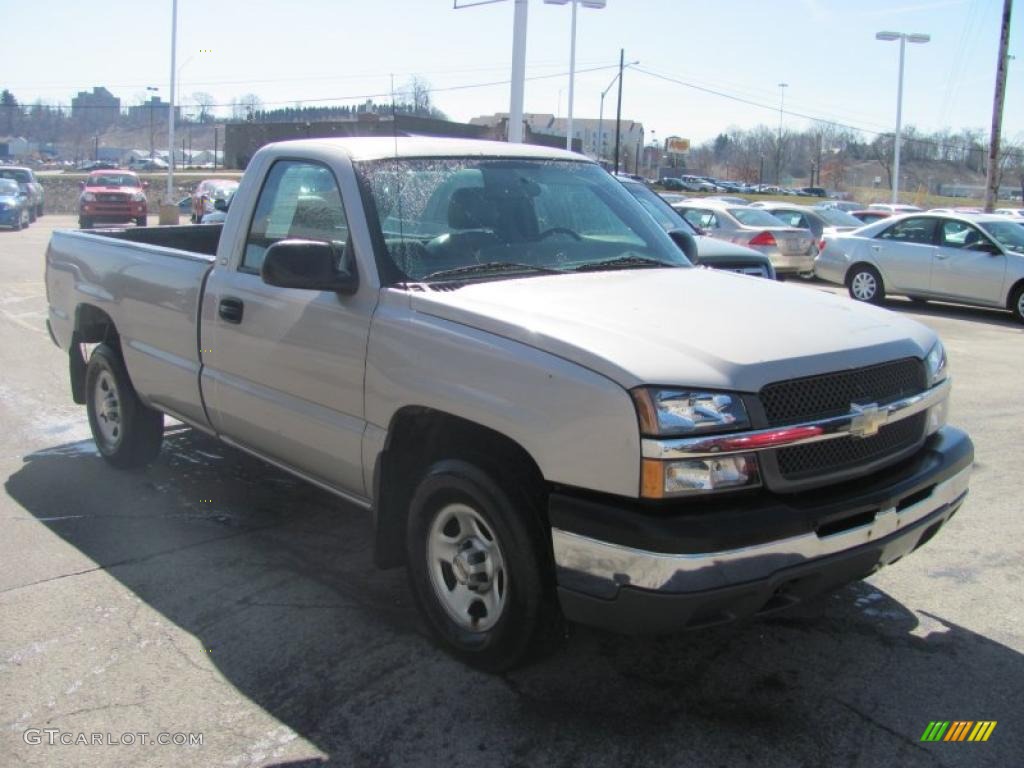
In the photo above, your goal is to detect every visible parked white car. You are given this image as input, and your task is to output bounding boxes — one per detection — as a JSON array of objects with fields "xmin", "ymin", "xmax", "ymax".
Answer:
[
  {"xmin": 867, "ymin": 203, "xmax": 923, "ymax": 214},
  {"xmin": 814, "ymin": 212, "xmax": 1024, "ymax": 323}
]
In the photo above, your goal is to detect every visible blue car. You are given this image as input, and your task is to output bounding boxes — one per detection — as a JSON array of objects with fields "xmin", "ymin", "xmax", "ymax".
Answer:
[{"xmin": 0, "ymin": 178, "xmax": 31, "ymax": 230}]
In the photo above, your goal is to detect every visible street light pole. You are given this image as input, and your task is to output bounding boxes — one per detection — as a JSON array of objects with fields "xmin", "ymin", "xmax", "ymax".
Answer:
[
  {"xmin": 509, "ymin": 0, "xmax": 529, "ymax": 142},
  {"xmin": 167, "ymin": 0, "xmax": 177, "ymax": 203},
  {"xmin": 876, "ymin": 30, "xmax": 930, "ymax": 204},
  {"xmin": 776, "ymin": 82, "xmax": 787, "ymax": 184},
  {"xmin": 146, "ymin": 86, "xmax": 158, "ymax": 159},
  {"xmin": 614, "ymin": 48, "xmax": 624, "ymax": 174},
  {"xmin": 596, "ymin": 58, "xmax": 637, "ymax": 165},
  {"xmin": 544, "ymin": 0, "xmax": 607, "ymax": 152}
]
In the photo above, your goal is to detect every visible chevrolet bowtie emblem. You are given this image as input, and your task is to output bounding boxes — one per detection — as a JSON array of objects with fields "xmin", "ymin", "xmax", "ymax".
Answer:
[{"xmin": 849, "ymin": 402, "xmax": 886, "ymax": 438}]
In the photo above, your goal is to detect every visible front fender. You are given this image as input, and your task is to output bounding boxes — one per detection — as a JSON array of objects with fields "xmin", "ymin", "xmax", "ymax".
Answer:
[{"xmin": 364, "ymin": 293, "xmax": 641, "ymax": 498}]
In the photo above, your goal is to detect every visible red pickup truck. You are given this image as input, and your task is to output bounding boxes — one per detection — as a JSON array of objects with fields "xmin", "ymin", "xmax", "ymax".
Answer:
[{"xmin": 78, "ymin": 170, "xmax": 149, "ymax": 229}]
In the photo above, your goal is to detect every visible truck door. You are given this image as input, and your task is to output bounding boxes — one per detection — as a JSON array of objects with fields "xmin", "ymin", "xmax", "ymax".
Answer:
[{"xmin": 200, "ymin": 158, "xmax": 374, "ymax": 498}]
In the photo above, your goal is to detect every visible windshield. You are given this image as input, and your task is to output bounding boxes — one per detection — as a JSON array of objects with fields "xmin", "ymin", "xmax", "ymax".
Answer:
[
  {"xmin": 0, "ymin": 179, "xmax": 19, "ymax": 195},
  {"xmin": 980, "ymin": 221, "xmax": 1024, "ymax": 253},
  {"xmin": 90, "ymin": 174, "xmax": 141, "ymax": 188},
  {"xmin": 0, "ymin": 169, "xmax": 30, "ymax": 184},
  {"xmin": 730, "ymin": 208, "xmax": 788, "ymax": 227},
  {"xmin": 356, "ymin": 158, "xmax": 690, "ymax": 282},
  {"xmin": 816, "ymin": 207, "xmax": 863, "ymax": 227},
  {"xmin": 620, "ymin": 181, "xmax": 696, "ymax": 234}
]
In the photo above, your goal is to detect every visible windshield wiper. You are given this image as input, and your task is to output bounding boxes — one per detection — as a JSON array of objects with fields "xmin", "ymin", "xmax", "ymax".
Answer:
[
  {"xmin": 422, "ymin": 261, "xmax": 565, "ymax": 282},
  {"xmin": 572, "ymin": 254, "xmax": 675, "ymax": 272}
]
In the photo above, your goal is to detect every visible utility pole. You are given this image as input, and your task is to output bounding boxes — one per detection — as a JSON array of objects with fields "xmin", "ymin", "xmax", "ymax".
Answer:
[
  {"xmin": 984, "ymin": 0, "xmax": 1013, "ymax": 212},
  {"xmin": 613, "ymin": 48, "xmax": 624, "ymax": 174},
  {"xmin": 213, "ymin": 125, "xmax": 218, "ymax": 171},
  {"xmin": 167, "ymin": 0, "xmax": 178, "ymax": 204}
]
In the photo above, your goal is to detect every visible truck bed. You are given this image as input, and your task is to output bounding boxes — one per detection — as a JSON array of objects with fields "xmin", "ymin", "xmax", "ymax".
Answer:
[{"xmin": 45, "ymin": 224, "xmax": 223, "ymax": 430}]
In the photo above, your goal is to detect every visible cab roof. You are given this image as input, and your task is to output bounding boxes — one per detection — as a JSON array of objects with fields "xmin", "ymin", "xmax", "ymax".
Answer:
[{"xmin": 261, "ymin": 136, "xmax": 588, "ymax": 163}]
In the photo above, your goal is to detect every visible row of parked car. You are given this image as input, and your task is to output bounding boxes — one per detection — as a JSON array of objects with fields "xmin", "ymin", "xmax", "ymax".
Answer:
[
  {"xmin": 0, "ymin": 166, "xmax": 45, "ymax": 230},
  {"xmin": 637, "ymin": 181, "xmax": 1024, "ymax": 323},
  {"xmin": 660, "ymin": 174, "xmax": 827, "ymax": 197}
]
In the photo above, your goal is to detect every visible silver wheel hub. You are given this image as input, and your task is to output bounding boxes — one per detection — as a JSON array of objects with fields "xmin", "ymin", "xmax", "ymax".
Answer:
[
  {"xmin": 427, "ymin": 502, "xmax": 507, "ymax": 632},
  {"xmin": 93, "ymin": 370, "xmax": 122, "ymax": 448},
  {"xmin": 852, "ymin": 271, "xmax": 876, "ymax": 300}
]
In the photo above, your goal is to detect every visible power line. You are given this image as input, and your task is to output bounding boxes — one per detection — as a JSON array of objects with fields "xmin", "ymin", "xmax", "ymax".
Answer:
[{"xmin": 631, "ymin": 66, "xmax": 1024, "ymax": 161}]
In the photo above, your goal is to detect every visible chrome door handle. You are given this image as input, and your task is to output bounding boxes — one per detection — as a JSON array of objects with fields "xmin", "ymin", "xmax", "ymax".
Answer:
[
  {"xmin": 870, "ymin": 245, "xmax": 881, "ymax": 251},
  {"xmin": 935, "ymin": 252, "xmax": 950, "ymax": 260}
]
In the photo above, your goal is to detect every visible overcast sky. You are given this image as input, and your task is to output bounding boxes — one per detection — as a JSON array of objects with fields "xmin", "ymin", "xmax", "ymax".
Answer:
[{"xmin": 1, "ymin": 0, "xmax": 1020, "ymax": 145}]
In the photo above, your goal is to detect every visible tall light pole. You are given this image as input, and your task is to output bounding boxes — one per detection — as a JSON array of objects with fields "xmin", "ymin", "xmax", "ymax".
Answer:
[
  {"xmin": 876, "ymin": 30, "xmax": 930, "ymax": 204},
  {"xmin": 543, "ymin": 0, "xmax": 607, "ymax": 152},
  {"xmin": 167, "ymin": 0, "xmax": 178, "ymax": 203},
  {"xmin": 983, "ymin": 0, "xmax": 1012, "ymax": 212},
  {"xmin": 596, "ymin": 59, "xmax": 638, "ymax": 164},
  {"xmin": 776, "ymin": 82, "xmax": 788, "ymax": 184},
  {"xmin": 146, "ymin": 86, "xmax": 159, "ymax": 158}
]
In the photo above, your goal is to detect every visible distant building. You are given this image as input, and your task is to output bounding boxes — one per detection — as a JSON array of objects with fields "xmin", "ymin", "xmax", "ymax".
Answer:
[
  {"xmin": 71, "ymin": 87, "xmax": 121, "ymax": 129},
  {"xmin": 470, "ymin": 112, "xmax": 644, "ymax": 170},
  {"xmin": 0, "ymin": 136, "xmax": 30, "ymax": 159},
  {"xmin": 127, "ymin": 96, "xmax": 181, "ymax": 127}
]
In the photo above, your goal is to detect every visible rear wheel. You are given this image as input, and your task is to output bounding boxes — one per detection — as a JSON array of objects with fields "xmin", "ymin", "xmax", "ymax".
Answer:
[
  {"xmin": 79, "ymin": 217, "xmax": 92, "ymax": 229},
  {"xmin": 135, "ymin": 216, "xmax": 147, "ymax": 227},
  {"xmin": 847, "ymin": 264, "xmax": 885, "ymax": 305},
  {"xmin": 27, "ymin": 206, "xmax": 36, "ymax": 223},
  {"xmin": 85, "ymin": 344, "xmax": 164, "ymax": 468},
  {"xmin": 36, "ymin": 203, "xmax": 43, "ymax": 218},
  {"xmin": 405, "ymin": 459, "xmax": 560, "ymax": 671}
]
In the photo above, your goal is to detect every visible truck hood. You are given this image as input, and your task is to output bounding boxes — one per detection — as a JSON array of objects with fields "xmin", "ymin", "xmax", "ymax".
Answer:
[{"xmin": 408, "ymin": 268, "xmax": 936, "ymax": 392}]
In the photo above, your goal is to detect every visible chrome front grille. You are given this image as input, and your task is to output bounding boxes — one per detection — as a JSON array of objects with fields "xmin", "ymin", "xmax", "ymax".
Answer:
[
  {"xmin": 759, "ymin": 358, "xmax": 928, "ymax": 487},
  {"xmin": 760, "ymin": 358, "xmax": 926, "ymax": 427}
]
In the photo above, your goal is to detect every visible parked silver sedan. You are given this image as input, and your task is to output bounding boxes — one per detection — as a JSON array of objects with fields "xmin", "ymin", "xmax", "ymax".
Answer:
[
  {"xmin": 814, "ymin": 212, "xmax": 1024, "ymax": 323},
  {"xmin": 750, "ymin": 202, "xmax": 863, "ymax": 249},
  {"xmin": 671, "ymin": 200, "xmax": 816, "ymax": 276}
]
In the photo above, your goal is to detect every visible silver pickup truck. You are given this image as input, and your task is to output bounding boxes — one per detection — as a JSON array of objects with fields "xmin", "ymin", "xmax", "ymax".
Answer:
[{"xmin": 46, "ymin": 137, "xmax": 973, "ymax": 670}]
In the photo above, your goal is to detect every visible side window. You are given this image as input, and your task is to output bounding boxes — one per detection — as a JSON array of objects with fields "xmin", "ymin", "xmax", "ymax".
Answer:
[
  {"xmin": 939, "ymin": 220, "xmax": 982, "ymax": 249},
  {"xmin": 242, "ymin": 160, "xmax": 349, "ymax": 273},
  {"xmin": 681, "ymin": 209, "xmax": 715, "ymax": 229},
  {"xmin": 773, "ymin": 211, "xmax": 802, "ymax": 227},
  {"xmin": 877, "ymin": 217, "xmax": 937, "ymax": 245}
]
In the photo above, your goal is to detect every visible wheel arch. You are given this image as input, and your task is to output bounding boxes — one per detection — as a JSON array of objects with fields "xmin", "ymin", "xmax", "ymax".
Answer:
[
  {"xmin": 372, "ymin": 406, "xmax": 548, "ymax": 570},
  {"xmin": 68, "ymin": 304, "xmax": 120, "ymax": 404},
  {"xmin": 1006, "ymin": 276, "xmax": 1024, "ymax": 312}
]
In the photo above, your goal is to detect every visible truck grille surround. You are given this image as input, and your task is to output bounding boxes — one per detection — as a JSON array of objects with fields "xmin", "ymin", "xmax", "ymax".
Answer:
[{"xmin": 757, "ymin": 358, "xmax": 928, "ymax": 488}]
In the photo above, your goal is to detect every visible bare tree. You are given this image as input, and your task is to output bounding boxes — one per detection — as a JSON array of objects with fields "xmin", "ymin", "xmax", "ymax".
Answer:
[{"xmin": 191, "ymin": 92, "xmax": 215, "ymax": 123}]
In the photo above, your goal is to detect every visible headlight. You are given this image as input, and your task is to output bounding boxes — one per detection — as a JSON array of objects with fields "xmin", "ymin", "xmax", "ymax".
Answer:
[
  {"xmin": 631, "ymin": 387, "xmax": 750, "ymax": 436},
  {"xmin": 81, "ymin": 192, "xmax": 96, "ymax": 202},
  {"xmin": 925, "ymin": 340, "xmax": 948, "ymax": 386},
  {"xmin": 132, "ymin": 192, "xmax": 147, "ymax": 202}
]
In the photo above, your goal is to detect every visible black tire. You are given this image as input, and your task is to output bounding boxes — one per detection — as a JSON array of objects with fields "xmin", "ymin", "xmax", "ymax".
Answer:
[
  {"xmin": 847, "ymin": 264, "xmax": 885, "ymax": 305},
  {"xmin": 79, "ymin": 217, "xmax": 92, "ymax": 230},
  {"xmin": 405, "ymin": 459, "xmax": 560, "ymax": 672},
  {"xmin": 135, "ymin": 216, "xmax": 147, "ymax": 227},
  {"xmin": 36, "ymin": 204, "xmax": 43, "ymax": 218},
  {"xmin": 1010, "ymin": 283, "xmax": 1024, "ymax": 325},
  {"xmin": 28, "ymin": 206, "xmax": 36, "ymax": 223},
  {"xmin": 85, "ymin": 344, "xmax": 164, "ymax": 469}
]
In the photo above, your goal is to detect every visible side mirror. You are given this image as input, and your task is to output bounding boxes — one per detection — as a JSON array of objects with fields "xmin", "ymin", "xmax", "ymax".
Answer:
[
  {"xmin": 668, "ymin": 229, "xmax": 699, "ymax": 262},
  {"xmin": 261, "ymin": 239, "xmax": 358, "ymax": 294},
  {"xmin": 968, "ymin": 240, "xmax": 1002, "ymax": 255},
  {"xmin": 213, "ymin": 197, "xmax": 229, "ymax": 212},
  {"xmin": 142, "ymin": 180, "xmax": 149, "ymax": 189}
]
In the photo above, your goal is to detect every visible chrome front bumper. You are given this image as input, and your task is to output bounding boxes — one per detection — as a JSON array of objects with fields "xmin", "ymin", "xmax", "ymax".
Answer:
[
  {"xmin": 553, "ymin": 463, "xmax": 969, "ymax": 598},
  {"xmin": 550, "ymin": 425, "xmax": 973, "ymax": 633}
]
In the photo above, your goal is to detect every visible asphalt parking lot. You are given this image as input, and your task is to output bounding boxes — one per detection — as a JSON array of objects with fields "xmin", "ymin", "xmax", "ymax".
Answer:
[{"xmin": 1, "ymin": 216, "xmax": 1021, "ymax": 768}]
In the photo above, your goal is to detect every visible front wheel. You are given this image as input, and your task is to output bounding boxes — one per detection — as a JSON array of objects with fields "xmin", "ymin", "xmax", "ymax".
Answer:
[
  {"xmin": 79, "ymin": 217, "xmax": 92, "ymax": 229},
  {"xmin": 1010, "ymin": 284, "xmax": 1024, "ymax": 325},
  {"xmin": 85, "ymin": 344, "xmax": 164, "ymax": 468},
  {"xmin": 405, "ymin": 459, "xmax": 560, "ymax": 671},
  {"xmin": 847, "ymin": 264, "xmax": 885, "ymax": 305}
]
